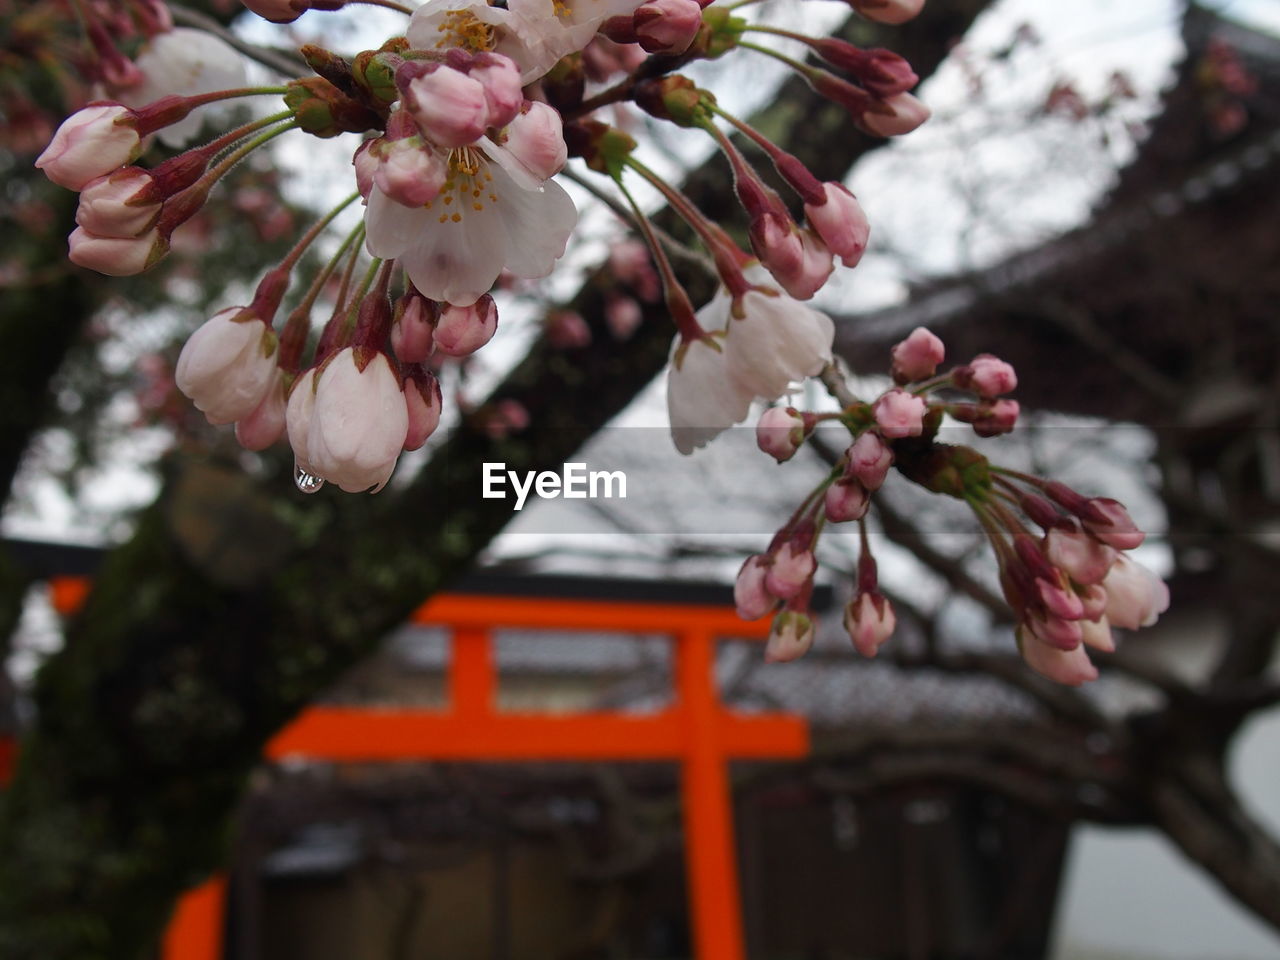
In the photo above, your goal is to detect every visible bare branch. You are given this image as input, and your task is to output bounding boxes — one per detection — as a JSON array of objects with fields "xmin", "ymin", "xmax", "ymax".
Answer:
[{"xmin": 169, "ymin": 4, "xmax": 309, "ymax": 76}]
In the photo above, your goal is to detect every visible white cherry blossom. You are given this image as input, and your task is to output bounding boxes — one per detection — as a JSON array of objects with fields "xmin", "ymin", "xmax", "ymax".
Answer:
[
  {"xmin": 364, "ymin": 142, "xmax": 576, "ymax": 307},
  {"xmin": 115, "ymin": 28, "xmax": 247, "ymax": 147},
  {"xmin": 408, "ymin": 0, "xmax": 647, "ymax": 83},
  {"xmin": 667, "ymin": 267, "xmax": 834, "ymax": 454}
]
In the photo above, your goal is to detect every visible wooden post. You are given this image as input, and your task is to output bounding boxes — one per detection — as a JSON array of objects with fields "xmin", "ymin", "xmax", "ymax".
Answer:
[
  {"xmin": 676, "ymin": 629, "xmax": 746, "ymax": 960},
  {"xmin": 161, "ymin": 876, "xmax": 226, "ymax": 960}
]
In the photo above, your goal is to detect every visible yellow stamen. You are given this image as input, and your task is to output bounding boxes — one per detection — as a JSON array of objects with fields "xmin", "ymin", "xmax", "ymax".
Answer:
[{"xmin": 435, "ymin": 10, "xmax": 496, "ymax": 51}]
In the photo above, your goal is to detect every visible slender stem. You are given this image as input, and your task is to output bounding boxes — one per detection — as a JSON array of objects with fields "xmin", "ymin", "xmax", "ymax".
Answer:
[
  {"xmin": 697, "ymin": 115, "xmax": 788, "ymax": 221},
  {"xmin": 709, "ymin": 102, "xmax": 780, "ymax": 157},
  {"xmin": 740, "ymin": 23, "xmax": 810, "ymax": 43},
  {"xmin": 279, "ymin": 192, "xmax": 360, "ymax": 274},
  {"xmin": 624, "ymin": 156, "xmax": 753, "ymax": 297},
  {"xmin": 911, "ymin": 373, "xmax": 956, "ymax": 395},
  {"xmin": 156, "ymin": 120, "xmax": 297, "ymax": 235},
  {"xmin": 291, "ymin": 222, "xmax": 366, "ymax": 327},
  {"xmin": 990, "ymin": 466, "xmax": 1048, "ymax": 488},
  {"xmin": 206, "ymin": 110, "xmax": 295, "ymax": 156},
  {"xmin": 571, "ymin": 77, "xmax": 639, "ymax": 120},
  {"xmin": 313, "ymin": 230, "xmax": 368, "ymax": 363},
  {"xmin": 332, "ymin": 234, "xmax": 366, "ymax": 320},
  {"xmin": 203, "ymin": 121, "xmax": 296, "ymax": 184},
  {"xmin": 738, "ymin": 39, "xmax": 811, "ymax": 74},
  {"xmin": 182, "ymin": 85, "xmax": 291, "ymax": 107},
  {"xmin": 560, "ymin": 168, "xmax": 713, "ymax": 272},
  {"xmin": 613, "ymin": 172, "xmax": 706, "ymax": 344}
]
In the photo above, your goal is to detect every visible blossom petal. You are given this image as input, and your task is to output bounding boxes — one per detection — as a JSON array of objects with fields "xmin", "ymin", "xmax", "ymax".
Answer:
[
  {"xmin": 494, "ymin": 170, "xmax": 577, "ymax": 278},
  {"xmin": 364, "ymin": 187, "xmax": 429, "ymax": 259}
]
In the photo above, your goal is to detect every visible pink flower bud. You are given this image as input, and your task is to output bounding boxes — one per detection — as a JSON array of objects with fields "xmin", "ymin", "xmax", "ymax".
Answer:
[
  {"xmin": 469, "ymin": 53, "xmax": 523, "ymax": 129},
  {"xmin": 1102, "ymin": 556, "xmax": 1169, "ymax": 630},
  {"xmin": 235, "ymin": 367, "xmax": 286, "ymax": 451},
  {"xmin": 765, "ymin": 611, "xmax": 815, "ymax": 663},
  {"xmin": 847, "ymin": 431, "xmax": 893, "ymax": 490},
  {"xmin": 1018, "ymin": 627, "xmax": 1097, "ymax": 686},
  {"xmin": 970, "ymin": 399, "xmax": 1019, "ymax": 437},
  {"xmin": 391, "ymin": 291, "xmax": 436, "ymax": 364},
  {"xmin": 890, "ymin": 326, "xmax": 944, "ymax": 383},
  {"xmin": 824, "ymin": 477, "xmax": 870, "ymax": 523},
  {"xmin": 404, "ymin": 371, "xmax": 443, "ymax": 451},
  {"xmin": 845, "ymin": 48, "xmax": 918, "ymax": 98},
  {"xmin": 371, "ymin": 138, "xmax": 448, "ymax": 208},
  {"xmin": 850, "ymin": 0, "xmax": 926, "ymax": 26},
  {"xmin": 860, "ymin": 92, "xmax": 931, "ymax": 137},
  {"xmin": 434, "ymin": 295, "xmax": 498, "ymax": 356},
  {"xmin": 756, "ymin": 406, "xmax": 805, "ymax": 462},
  {"xmin": 633, "ymin": 0, "xmax": 704, "ymax": 55},
  {"xmin": 36, "ymin": 104, "xmax": 142, "ymax": 189},
  {"xmin": 1083, "ymin": 499, "xmax": 1145, "ymax": 550},
  {"xmin": 844, "ymin": 592, "xmax": 895, "ymax": 658},
  {"xmin": 240, "ymin": 0, "xmax": 305, "ymax": 23},
  {"xmin": 353, "ymin": 139, "xmax": 378, "ymax": 200},
  {"xmin": 75, "ymin": 168, "xmax": 161, "ymax": 238},
  {"xmin": 803, "ymin": 182, "xmax": 870, "ymax": 268},
  {"xmin": 958, "ymin": 353, "xmax": 1017, "ymax": 398},
  {"xmin": 403, "ymin": 66, "xmax": 489, "ymax": 149},
  {"xmin": 750, "ymin": 212, "xmax": 802, "ymax": 281},
  {"xmin": 735, "ymin": 554, "xmax": 778, "ymax": 620},
  {"xmin": 68, "ymin": 225, "xmax": 167, "ymax": 276},
  {"xmin": 502, "ymin": 102, "xmax": 568, "ymax": 181},
  {"xmin": 872, "ymin": 388, "xmax": 926, "ymax": 439},
  {"xmin": 1045, "ymin": 524, "xmax": 1116, "ymax": 585},
  {"xmin": 176, "ymin": 307, "xmax": 280, "ymax": 425},
  {"xmin": 782, "ymin": 230, "xmax": 834, "ymax": 301},
  {"xmin": 765, "ymin": 542, "xmax": 816, "ymax": 600},
  {"xmin": 307, "ymin": 347, "xmax": 409, "ymax": 493}
]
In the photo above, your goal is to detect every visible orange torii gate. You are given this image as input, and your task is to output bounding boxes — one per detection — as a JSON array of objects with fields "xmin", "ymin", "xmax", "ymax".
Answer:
[{"xmin": 17, "ymin": 578, "xmax": 811, "ymax": 960}]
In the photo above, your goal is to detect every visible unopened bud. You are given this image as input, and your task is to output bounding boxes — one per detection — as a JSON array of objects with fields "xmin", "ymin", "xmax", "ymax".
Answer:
[
  {"xmin": 844, "ymin": 592, "xmax": 895, "ymax": 658},
  {"xmin": 68, "ymin": 226, "xmax": 168, "ymax": 276},
  {"xmin": 859, "ymin": 92, "xmax": 930, "ymax": 137},
  {"xmin": 756, "ymin": 406, "xmax": 806, "ymax": 462},
  {"xmin": 889, "ymin": 326, "xmax": 944, "ymax": 383},
  {"xmin": 633, "ymin": 0, "xmax": 704, "ymax": 55},
  {"xmin": 825, "ymin": 478, "xmax": 870, "ymax": 522},
  {"xmin": 434, "ymin": 295, "xmax": 498, "ymax": 356},
  {"xmin": 404, "ymin": 369, "xmax": 443, "ymax": 450},
  {"xmin": 765, "ymin": 610, "xmax": 815, "ymax": 663}
]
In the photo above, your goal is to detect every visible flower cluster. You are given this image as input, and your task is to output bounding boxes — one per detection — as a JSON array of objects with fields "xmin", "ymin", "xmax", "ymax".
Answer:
[
  {"xmin": 35, "ymin": 0, "xmax": 936, "ymax": 492},
  {"xmin": 733, "ymin": 326, "xmax": 1168, "ymax": 686},
  {"xmin": 34, "ymin": 1, "xmax": 1167, "ymax": 683}
]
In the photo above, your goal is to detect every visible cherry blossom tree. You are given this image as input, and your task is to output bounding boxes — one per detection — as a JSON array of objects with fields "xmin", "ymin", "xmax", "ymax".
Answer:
[{"xmin": 2, "ymin": 1, "xmax": 1276, "ymax": 957}]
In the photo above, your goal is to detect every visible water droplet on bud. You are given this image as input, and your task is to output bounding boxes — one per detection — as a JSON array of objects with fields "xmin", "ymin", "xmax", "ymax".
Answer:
[{"xmin": 294, "ymin": 463, "xmax": 325, "ymax": 494}]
